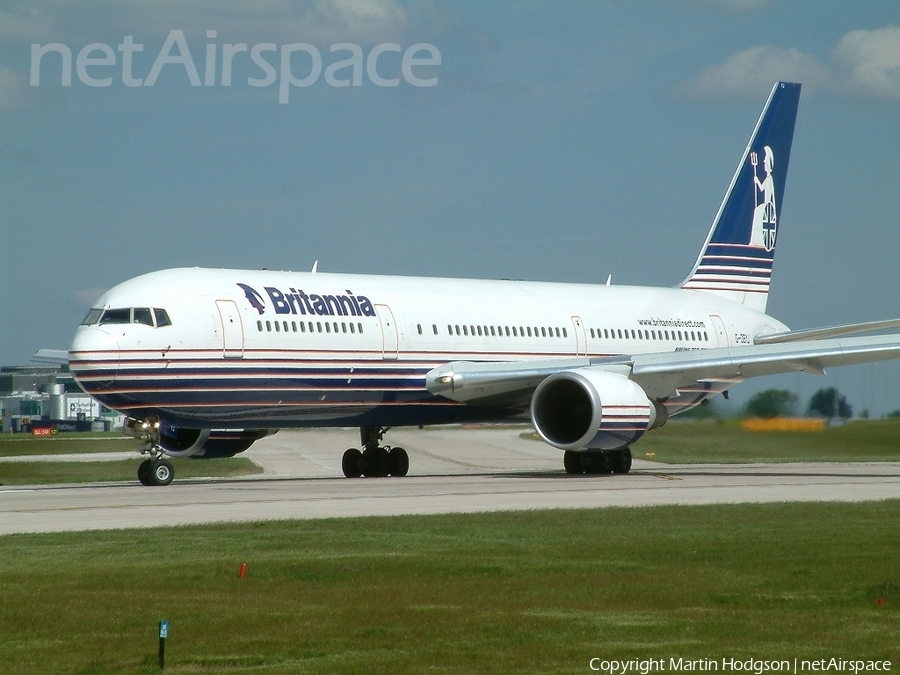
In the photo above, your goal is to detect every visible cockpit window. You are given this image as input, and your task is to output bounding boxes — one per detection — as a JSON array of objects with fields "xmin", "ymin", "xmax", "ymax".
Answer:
[
  {"xmin": 81, "ymin": 308, "xmax": 103, "ymax": 325},
  {"xmin": 133, "ymin": 308, "xmax": 154, "ymax": 326},
  {"xmin": 99, "ymin": 308, "xmax": 131, "ymax": 324},
  {"xmin": 154, "ymin": 308, "xmax": 172, "ymax": 327}
]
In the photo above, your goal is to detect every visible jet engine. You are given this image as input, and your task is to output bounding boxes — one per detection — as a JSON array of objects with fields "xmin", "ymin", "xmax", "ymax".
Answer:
[{"xmin": 530, "ymin": 368, "xmax": 667, "ymax": 451}]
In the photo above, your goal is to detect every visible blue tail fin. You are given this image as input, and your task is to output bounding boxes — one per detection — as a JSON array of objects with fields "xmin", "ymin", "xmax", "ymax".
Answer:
[{"xmin": 681, "ymin": 82, "xmax": 801, "ymax": 312}]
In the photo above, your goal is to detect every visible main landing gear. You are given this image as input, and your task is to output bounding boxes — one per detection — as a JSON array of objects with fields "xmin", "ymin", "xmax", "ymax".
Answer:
[
  {"xmin": 342, "ymin": 426, "xmax": 409, "ymax": 478},
  {"xmin": 563, "ymin": 448, "xmax": 632, "ymax": 475}
]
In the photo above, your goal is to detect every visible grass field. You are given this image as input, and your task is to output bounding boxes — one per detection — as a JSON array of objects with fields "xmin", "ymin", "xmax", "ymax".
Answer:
[
  {"xmin": 1, "ymin": 502, "xmax": 898, "ymax": 674},
  {"xmin": 631, "ymin": 418, "xmax": 900, "ymax": 464},
  {"xmin": 0, "ymin": 456, "xmax": 263, "ymax": 485},
  {"xmin": 0, "ymin": 432, "xmax": 142, "ymax": 456}
]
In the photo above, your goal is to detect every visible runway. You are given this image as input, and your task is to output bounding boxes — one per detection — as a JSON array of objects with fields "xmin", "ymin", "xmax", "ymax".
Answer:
[{"xmin": 2, "ymin": 427, "xmax": 900, "ymax": 535}]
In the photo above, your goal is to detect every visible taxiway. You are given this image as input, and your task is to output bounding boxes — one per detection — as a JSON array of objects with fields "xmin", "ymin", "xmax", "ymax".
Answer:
[{"xmin": 2, "ymin": 427, "xmax": 899, "ymax": 535}]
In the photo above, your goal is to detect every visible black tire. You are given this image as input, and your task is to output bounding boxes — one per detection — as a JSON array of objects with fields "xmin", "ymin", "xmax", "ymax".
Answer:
[
  {"xmin": 611, "ymin": 448, "xmax": 632, "ymax": 474},
  {"xmin": 563, "ymin": 451, "xmax": 583, "ymax": 474},
  {"xmin": 584, "ymin": 451, "xmax": 612, "ymax": 475},
  {"xmin": 342, "ymin": 448, "xmax": 363, "ymax": 478},
  {"xmin": 137, "ymin": 459, "xmax": 152, "ymax": 486},
  {"xmin": 388, "ymin": 447, "xmax": 409, "ymax": 477},
  {"xmin": 361, "ymin": 448, "xmax": 390, "ymax": 477},
  {"xmin": 149, "ymin": 458, "xmax": 174, "ymax": 486}
]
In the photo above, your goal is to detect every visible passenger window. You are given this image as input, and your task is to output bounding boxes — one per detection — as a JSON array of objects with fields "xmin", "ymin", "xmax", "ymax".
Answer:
[
  {"xmin": 562, "ymin": 328, "xmax": 567, "ymax": 338},
  {"xmin": 541, "ymin": 327, "xmax": 546, "ymax": 337},
  {"xmin": 81, "ymin": 308, "xmax": 103, "ymax": 325},
  {"xmin": 257, "ymin": 320, "xmax": 263, "ymax": 332},
  {"xmin": 463, "ymin": 326, "xmax": 468, "ymax": 336},
  {"xmin": 527, "ymin": 327, "xmax": 532, "ymax": 337},
  {"xmin": 317, "ymin": 322, "xmax": 322, "ymax": 333},
  {"xmin": 349, "ymin": 323, "xmax": 354, "ymax": 334},
  {"xmin": 266, "ymin": 321, "xmax": 272, "ymax": 332},
  {"xmin": 342, "ymin": 323, "xmax": 347, "ymax": 333},
  {"xmin": 99, "ymin": 308, "xmax": 130, "ymax": 324},
  {"xmin": 477, "ymin": 326, "xmax": 482, "ymax": 336},
  {"xmin": 433, "ymin": 324, "xmax": 438, "ymax": 335},
  {"xmin": 275, "ymin": 322, "xmax": 280, "ymax": 332},
  {"xmin": 325, "ymin": 323, "xmax": 331, "ymax": 333},
  {"xmin": 301, "ymin": 322, "xmax": 306, "ymax": 333},
  {"xmin": 358, "ymin": 323, "xmax": 363, "ymax": 333},
  {"xmin": 154, "ymin": 308, "xmax": 172, "ymax": 327},
  {"xmin": 417, "ymin": 324, "xmax": 423, "ymax": 335},
  {"xmin": 292, "ymin": 321, "xmax": 297, "ymax": 332}
]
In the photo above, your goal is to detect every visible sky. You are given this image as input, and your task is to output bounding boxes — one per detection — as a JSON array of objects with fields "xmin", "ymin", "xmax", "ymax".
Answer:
[{"xmin": 2, "ymin": 0, "xmax": 900, "ymax": 415}]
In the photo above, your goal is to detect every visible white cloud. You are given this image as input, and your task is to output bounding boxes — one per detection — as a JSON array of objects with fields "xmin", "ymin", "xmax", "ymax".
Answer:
[
  {"xmin": 0, "ymin": 67, "xmax": 31, "ymax": 110},
  {"xmin": 678, "ymin": 45, "xmax": 830, "ymax": 100},
  {"xmin": 680, "ymin": 24, "xmax": 900, "ymax": 101},
  {"xmin": 832, "ymin": 25, "xmax": 900, "ymax": 99},
  {"xmin": 0, "ymin": 5, "xmax": 54, "ymax": 42},
  {"xmin": 0, "ymin": 0, "xmax": 414, "ymax": 46}
]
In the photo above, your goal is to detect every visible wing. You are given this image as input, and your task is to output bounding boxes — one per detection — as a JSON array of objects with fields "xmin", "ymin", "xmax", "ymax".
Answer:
[
  {"xmin": 426, "ymin": 333, "xmax": 900, "ymax": 404},
  {"xmin": 32, "ymin": 349, "xmax": 70, "ymax": 366}
]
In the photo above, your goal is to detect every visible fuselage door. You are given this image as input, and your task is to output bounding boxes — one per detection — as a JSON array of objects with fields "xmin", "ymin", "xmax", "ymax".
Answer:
[
  {"xmin": 709, "ymin": 314, "xmax": 729, "ymax": 347},
  {"xmin": 216, "ymin": 300, "xmax": 245, "ymax": 359},
  {"xmin": 375, "ymin": 304, "xmax": 399, "ymax": 360},
  {"xmin": 571, "ymin": 316, "xmax": 587, "ymax": 357}
]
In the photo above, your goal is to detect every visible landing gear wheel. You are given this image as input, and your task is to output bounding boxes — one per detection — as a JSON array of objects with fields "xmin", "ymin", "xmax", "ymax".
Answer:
[
  {"xmin": 342, "ymin": 448, "xmax": 363, "ymax": 478},
  {"xmin": 611, "ymin": 448, "xmax": 632, "ymax": 474},
  {"xmin": 361, "ymin": 447, "xmax": 390, "ymax": 478},
  {"xmin": 149, "ymin": 458, "xmax": 174, "ymax": 486},
  {"xmin": 583, "ymin": 451, "xmax": 613, "ymax": 475},
  {"xmin": 389, "ymin": 447, "xmax": 409, "ymax": 477},
  {"xmin": 138, "ymin": 459, "xmax": 152, "ymax": 486},
  {"xmin": 564, "ymin": 451, "xmax": 582, "ymax": 474}
]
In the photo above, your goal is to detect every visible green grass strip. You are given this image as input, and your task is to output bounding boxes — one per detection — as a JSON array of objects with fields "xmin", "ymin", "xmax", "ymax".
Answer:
[
  {"xmin": 636, "ymin": 419, "xmax": 900, "ymax": 463},
  {"xmin": 0, "ymin": 457, "xmax": 262, "ymax": 485},
  {"xmin": 1, "ymin": 502, "xmax": 898, "ymax": 673}
]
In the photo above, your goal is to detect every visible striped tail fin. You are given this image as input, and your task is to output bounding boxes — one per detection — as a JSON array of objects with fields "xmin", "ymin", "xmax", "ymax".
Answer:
[{"xmin": 681, "ymin": 82, "xmax": 801, "ymax": 313}]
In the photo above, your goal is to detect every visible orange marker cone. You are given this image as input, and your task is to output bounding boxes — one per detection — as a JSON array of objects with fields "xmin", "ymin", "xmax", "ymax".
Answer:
[{"xmin": 239, "ymin": 563, "xmax": 247, "ymax": 579}]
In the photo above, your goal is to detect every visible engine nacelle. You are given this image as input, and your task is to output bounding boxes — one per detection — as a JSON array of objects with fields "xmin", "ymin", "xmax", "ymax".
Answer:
[{"xmin": 530, "ymin": 368, "xmax": 665, "ymax": 451}]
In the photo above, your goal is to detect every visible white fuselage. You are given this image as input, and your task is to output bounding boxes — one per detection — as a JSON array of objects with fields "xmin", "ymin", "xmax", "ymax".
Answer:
[{"xmin": 68, "ymin": 267, "xmax": 788, "ymax": 429}]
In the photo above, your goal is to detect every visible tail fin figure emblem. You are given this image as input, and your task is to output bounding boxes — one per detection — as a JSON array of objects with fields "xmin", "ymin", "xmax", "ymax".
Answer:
[{"xmin": 750, "ymin": 146, "xmax": 777, "ymax": 252}]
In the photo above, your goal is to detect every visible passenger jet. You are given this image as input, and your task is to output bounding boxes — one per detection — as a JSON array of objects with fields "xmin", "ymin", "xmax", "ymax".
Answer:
[{"xmin": 67, "ymin": 82, "xmax": 900, "ymax": 486}]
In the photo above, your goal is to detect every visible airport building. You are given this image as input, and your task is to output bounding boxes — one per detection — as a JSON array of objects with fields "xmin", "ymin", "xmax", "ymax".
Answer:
[{"xmin": 0, "ymin": 364, "xmax": 124, "ymax": 434}]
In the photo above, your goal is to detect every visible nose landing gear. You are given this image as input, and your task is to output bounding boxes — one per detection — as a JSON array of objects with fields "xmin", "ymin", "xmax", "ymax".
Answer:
[
  {"xmin": 125, "ymin": 417, "xmax": 177, "ymax": 486},
  {"xmin": 341, "ymin": 426, "xmax": 410, "ymax": 478}
]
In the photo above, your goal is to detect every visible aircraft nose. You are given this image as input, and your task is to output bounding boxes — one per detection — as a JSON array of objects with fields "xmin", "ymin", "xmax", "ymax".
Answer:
[{"xmin": 69, "ymin": 327, "xmax": 120, "ymax": 390}]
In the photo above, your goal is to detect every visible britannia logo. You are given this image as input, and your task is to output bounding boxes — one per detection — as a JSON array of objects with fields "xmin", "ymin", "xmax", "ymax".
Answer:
[
  {"xmin": 749, "ymin": 146, "xmax": 777, "ymax": 252},
  {"xmin": 237, "ymin": 283, "xmax": 266, "ymax": 314}
]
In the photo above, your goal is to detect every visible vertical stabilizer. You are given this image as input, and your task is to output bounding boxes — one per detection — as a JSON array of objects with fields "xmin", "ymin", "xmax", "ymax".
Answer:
[{"xmin": 681, "ymin": 82, "xmax": 801, "ymax": 312}]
